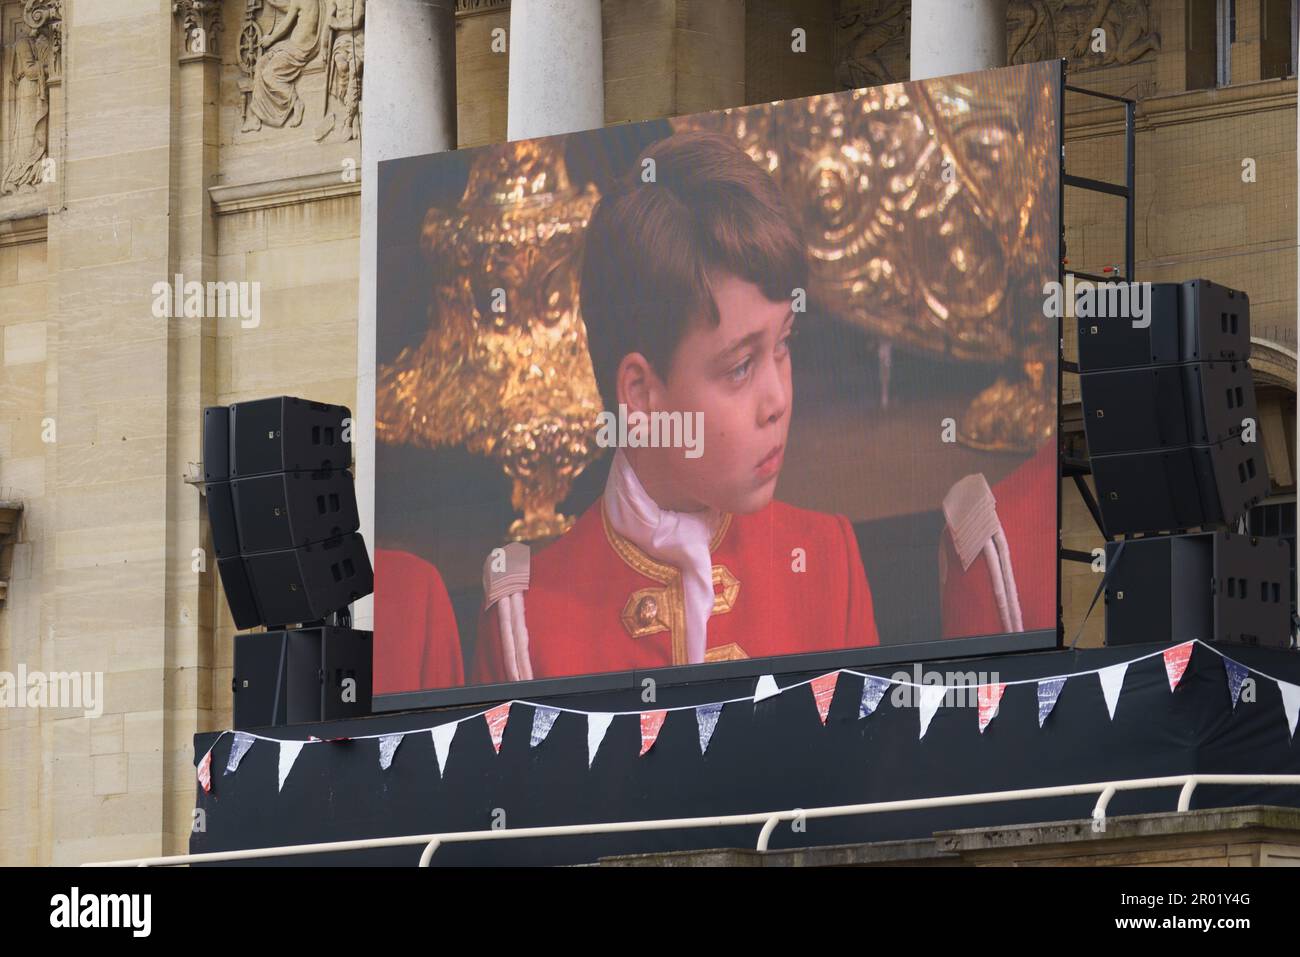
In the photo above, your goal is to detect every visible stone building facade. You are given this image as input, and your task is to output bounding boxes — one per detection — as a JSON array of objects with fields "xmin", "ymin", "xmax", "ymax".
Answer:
[{"xmin": 0, "ymin": 0, "xmax": 1293, "ymax": 863}]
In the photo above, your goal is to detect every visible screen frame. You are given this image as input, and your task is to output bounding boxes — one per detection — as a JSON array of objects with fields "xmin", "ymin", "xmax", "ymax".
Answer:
[{"xmin": 371, "ymin": 59, "xmax": 1068, "ymax": 713}]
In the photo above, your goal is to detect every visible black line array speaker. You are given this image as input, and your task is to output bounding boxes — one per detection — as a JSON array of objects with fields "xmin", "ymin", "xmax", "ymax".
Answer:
[
  {"xmin": 1077, "ymin": 279, "xmax": 1267, "ymax": 536},
  {"xmin": 1089, "ymin": 439, "xmax": 1266, "ymax": 537},
  {"xmin": 1077, "ymin": 278, "xmax": 1250, "ymax": 370},
  {"xmin": 233, "ymin": 627, "xmax": 373, "ymax": 729},
  {"xmin": 203, "ymin": 397, "xmax": 372, "ymax": 630},
  {"xmin": 1104, "ymin": 532, "xmax": 1291, "ymax": 648}
]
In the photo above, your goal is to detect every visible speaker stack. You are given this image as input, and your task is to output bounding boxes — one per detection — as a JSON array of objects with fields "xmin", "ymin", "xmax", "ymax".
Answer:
[
  {"xmin": 1076, "ymin": 279, "xmax": 1291, "ymax": 648},
  {"xmin": 202, "ymin": 396, "xmax": 375, "ymax": 727}
]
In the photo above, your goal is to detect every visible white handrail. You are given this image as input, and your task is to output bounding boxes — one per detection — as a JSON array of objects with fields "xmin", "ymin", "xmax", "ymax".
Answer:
[{"xmin": 81, "ymin": 773, "xmax": 1300, "ymax": 866}]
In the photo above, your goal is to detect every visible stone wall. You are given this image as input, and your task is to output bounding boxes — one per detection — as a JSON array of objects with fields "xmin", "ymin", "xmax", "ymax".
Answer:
[{"xmin": 0, "ymin": 0, "xmax": 1292, "ymax": 864}]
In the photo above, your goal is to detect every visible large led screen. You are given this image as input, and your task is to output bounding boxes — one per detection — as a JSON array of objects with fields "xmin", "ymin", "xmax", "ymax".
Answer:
[{"xmin": 373, "ymin": 61, "xmax": 1062, "ymax": 696}]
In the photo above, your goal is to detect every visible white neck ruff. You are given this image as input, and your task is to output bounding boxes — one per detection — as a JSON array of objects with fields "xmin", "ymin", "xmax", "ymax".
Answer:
[{"xmin": 603, "ymin": 450, "xmax": 722, "ymax": 664}]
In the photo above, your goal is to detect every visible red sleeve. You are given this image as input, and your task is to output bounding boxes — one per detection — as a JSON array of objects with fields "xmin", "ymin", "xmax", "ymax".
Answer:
[
  {"xmin": 838, "ymin": 514, "xmax": 881, "ymax": 647},
  {"xmin": 373, "ymin": 549, "xmax": 464, "ymax": 693},
  {"xmin": 470, "ymin": 603, "xmax": 509, "ymax": 686},
  {"xmin": 939, "ymin": 439, "xmax": 1058, "ymax": 639}
]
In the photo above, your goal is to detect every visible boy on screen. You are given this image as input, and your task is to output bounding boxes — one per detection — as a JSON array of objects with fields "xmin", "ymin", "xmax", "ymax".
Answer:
[{"xmin": 473, "ymin": 131, "xmax": 880, "ymax": 684}]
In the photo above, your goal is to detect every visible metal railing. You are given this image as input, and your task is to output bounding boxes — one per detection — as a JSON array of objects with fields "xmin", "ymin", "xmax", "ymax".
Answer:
[{"xmin": 81, "ymin": 773, "xmax": 1300, "ymax": 867}]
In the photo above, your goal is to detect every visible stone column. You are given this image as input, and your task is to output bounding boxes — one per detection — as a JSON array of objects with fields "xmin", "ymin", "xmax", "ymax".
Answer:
[
  {"xmin": 507, "ymin": 0, "xmax": 604, "ymax": 139},
  {"xmin": 910, "ymin": 0, "xmax": 1007, "ymax": 81},
  {"xmin": 354, "ymin": 0, "xmax": 457, "ymax": 631}
]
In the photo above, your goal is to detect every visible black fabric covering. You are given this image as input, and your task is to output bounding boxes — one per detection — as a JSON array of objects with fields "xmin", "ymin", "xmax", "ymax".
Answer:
[{"xmin": 191, "ymin": 641, "xmax": 1300, "ymax": 866}]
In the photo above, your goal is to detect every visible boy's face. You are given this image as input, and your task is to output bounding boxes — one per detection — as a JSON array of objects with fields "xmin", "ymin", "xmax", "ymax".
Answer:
[{"xmin": 630, "ymin": 270, "xmax": 795, "ymax": 515}]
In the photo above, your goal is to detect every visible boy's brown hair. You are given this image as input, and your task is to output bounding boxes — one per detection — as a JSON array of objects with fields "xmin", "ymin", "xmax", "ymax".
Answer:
[{"xmin": 579, "ymin": 130, "xmax": 808, "ymax": 411}]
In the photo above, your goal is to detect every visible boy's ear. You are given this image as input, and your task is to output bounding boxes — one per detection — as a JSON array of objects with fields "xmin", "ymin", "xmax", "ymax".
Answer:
[{"xmin": 615, "ymin": 353, "xmax": 660, "ymax": 413}]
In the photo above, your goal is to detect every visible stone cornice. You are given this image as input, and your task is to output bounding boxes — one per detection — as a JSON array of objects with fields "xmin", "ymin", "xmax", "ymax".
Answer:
[
  {"xmin": 208, "ymin": 170, "xmax": 361, "ymax": 215},
  {"xmin": 456, "ymin": 0, "xmax": 509, "ymax": 16},
  {"xmin": 1066, "ymin": 77, "xmax": 1297, "ymax": 140},
  {"xmin": 0, "ymin": 213, "xmax": 47, "ymax": 247}
]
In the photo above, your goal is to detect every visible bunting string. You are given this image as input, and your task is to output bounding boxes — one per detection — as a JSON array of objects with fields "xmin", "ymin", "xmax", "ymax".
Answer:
[{"xmin": 195, "ymin": 638, "xmax": 1299, "ymax": 792}]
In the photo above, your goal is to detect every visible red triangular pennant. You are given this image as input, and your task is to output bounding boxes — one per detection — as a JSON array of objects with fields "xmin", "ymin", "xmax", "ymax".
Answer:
[
  {"xmin": 485, "ymin": 702, "xmax": 511, "ymax": 754},
  {"xmin": 639, "ymin": 710, "xmax": 667, "ymax": 756},
  {"xmin": 196, "ymin": 749, "xmax": 212, "ymax": 794},
  {"xmin": 811, "ymin": 672, "xmax": 840, "ymax": 725},
  {"xmin": 977, "ymin": 683, "xmax": 1007, "ymax": 733},
  {"xmin": 1163, "ymin": 642, "xmax": 1194, "ymax": 692}
]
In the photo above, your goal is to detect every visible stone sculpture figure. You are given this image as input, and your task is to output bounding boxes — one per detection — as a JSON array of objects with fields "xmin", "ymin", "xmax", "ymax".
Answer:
[
  {"xmin": 243, "ymin": 0, "xmax": 324, "ymax": 132},
  {"xmin": 1, "ymin": 28, "xmax": 51, "ymax": 195},
  {"xmin": 314, "ymin": 0, "xmax": 364, "ymax": 142}
]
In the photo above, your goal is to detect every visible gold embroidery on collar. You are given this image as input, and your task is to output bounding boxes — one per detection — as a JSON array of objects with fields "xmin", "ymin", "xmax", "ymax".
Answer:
[
  {"xmin": 620, "ymin": 565, "xmax": 742, "ymax": 640},
  {"xmin": 705, "ymin": 642, "xmax": 748, "ymax": 662},
  {"xmin": 602, "ymin": 500, "xmax": 738, "ymax": 664},
  {"xmin": 601, "ymin": 499, "xmax": 733, "ymax": 584}
]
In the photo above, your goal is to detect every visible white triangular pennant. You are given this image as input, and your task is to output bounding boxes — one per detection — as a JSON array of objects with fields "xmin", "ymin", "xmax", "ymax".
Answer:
[
  {"xmin": 277, "ymin": 740, "xmax": 305, "ymax": 792},
  {"xmin": 378, "ymin": 732, "xmax": 404, "ymax": 771},
  {"xmin": 753, "ymin": 674, "xmax": 780, "ymax": 703},
  {"xmin": 1098, "ymin": 663, "xmax": 1128, "ymax": 720},
  {"xmin": 587, "ymin": 713, "xmax": 613, "ymax": 767},
  {"xmin": 225, "ymin": 731, "xmax": 256, "ymax": 775},
  {"xmin": 1280, "ymin": 681, "xmax": 1300, "ymax": 739},
  {"xmin": 918, "ymin": 684, "xmax": 946, "ymax": 739},
  {"xmin": 430, "ymin": 722, "xmax": 457, "ymax": 777}
]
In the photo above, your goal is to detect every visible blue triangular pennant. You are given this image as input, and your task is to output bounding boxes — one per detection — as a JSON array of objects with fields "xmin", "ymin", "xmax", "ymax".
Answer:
[
  {"xmin": 696, "ymin": 703, "xmax": 723, "ymax": 754},
  {"xmin": 859, "ymin": 676, "xmax": 890, "ymax": 719},
  {"xmin": 1037, "ymin": 677, "xmax": 1066, "ymax": 728},
  {"xmin": 1223, "ymin": 657, "xmax": 1250, "ymax": 709},
  {"xmin": 530, "ymin": 706, "xmax": 560, "ymax": 748}
]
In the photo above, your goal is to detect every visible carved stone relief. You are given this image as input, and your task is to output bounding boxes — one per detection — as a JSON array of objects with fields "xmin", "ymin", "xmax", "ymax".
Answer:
[
  {"xmin": 173, "ymin": 0, "xmax": 224, "ymax": 55},
  {"xmin": 234, "ymin": 0, "xmax": 364, "ymax": 141},
  {"xmin": 835, "ymin": 0, "xmax": 910, "ymax": 90},
  {"xmin": 1009, "ymin": 0, "xmax": 1159, "ymax": 69},
  {"xmin": 1, "ymin": 0, "xmax": 60, "ymax": 196},
  {"xmin": 833, "ymin": 1, "xmax": 1161, "ymax": 94}
]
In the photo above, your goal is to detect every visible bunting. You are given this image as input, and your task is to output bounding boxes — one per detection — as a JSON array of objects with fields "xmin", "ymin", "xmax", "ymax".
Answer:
[
  {"xmin": 378, "ymin": 733, "xmax": 404, "ymax": 771},
  {"xmin": 277, "ymin": 740, "xmax": 304, "ymax": 792},
  {"xmin": 485, "ymin": 702, "xmax": 511, "ymax": 754},
  {"xmin": 859, "ymin": 676, "xmax": 890, "ymax": 719},
  {"xmin": 225, "ymin": 731, "xmax": 255, "ymax": 775},
  {"xmin": 197, "ymin": 640, "xmax": 1300, "ymax": 793},
  {"xmin": 1098, "ymin": 663, "xmax": 1128, "ymax": 720},
  {"xmin": 587, "ymin": 713, "xmax": 614, "ymax": 767},
  {"xmin": 1280, "ymin": 682, "xmax": 1300, "ymax": 740},
  {"xmin": 196, "ymin": 750, "xmax": 212, "ymax": 794},
  {"xmin": 977, "ymin": 683, "xmax": 1006, "ymax": 734},
  {"xmin": 1036, "ymin": 677, "xmax": 1065, "ymax": 728},
  {"xmin": 696, "ymin": 703, "xmax": 723, "ymax": 754},
  {"xmin": 430, "ymin": 723, "xmax": 456, "ymax": 777},
  {"xmin": 531, "ymin": 706, "xmax": 560, "ymax": 748},
  {"xmin": 754, "ymin": 674, "xmax": 781, "ymax": 703},
  {"xmin": 1162, "ymin": 642, "xmax": 1194, "ymax": 692},
  {"xmin": 918, "ymin": 684, "xmax": 946, "ymax": 739},
  {"xmin": 640, "ymin": 711, "xmax": 667, "ymax": 756},
  {"xmin": 810, "ymin": 672, "xmax": 839, "ymax": 725},
  {"xmin": 1223, "ymin": 657, "xmax": 1250, "ymax": 709}
]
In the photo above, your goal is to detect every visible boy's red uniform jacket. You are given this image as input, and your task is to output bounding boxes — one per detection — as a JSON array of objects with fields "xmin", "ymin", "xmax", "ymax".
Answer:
[
  {"xmin": 472, "ymin": 499, "xmax": 880, "ymax": 683},
  {"xmin": 939, "ymin": 439, "xmax": 1058, "ymax": 639},
  {"xmin": 373, "ymin": 548, "xmax": 464, "ymax": 693}
]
